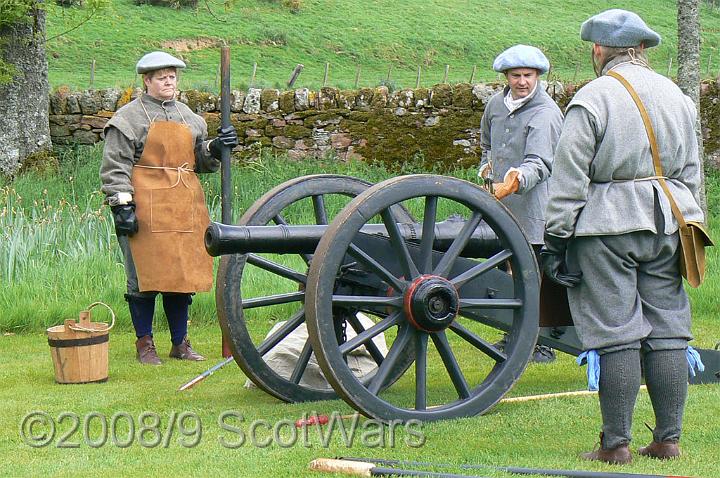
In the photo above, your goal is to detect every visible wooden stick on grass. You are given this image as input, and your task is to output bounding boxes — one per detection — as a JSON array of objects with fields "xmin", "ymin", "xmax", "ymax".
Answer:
[{"xmin": 309, "ymin": 458, "xmax": 488, "ymax": 477}]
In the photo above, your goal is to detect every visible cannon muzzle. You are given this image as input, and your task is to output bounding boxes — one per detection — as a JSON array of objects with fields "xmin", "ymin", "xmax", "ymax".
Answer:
[{"xmin": 205, "ymin": 218, "xmax": 502, "ymax": 257}]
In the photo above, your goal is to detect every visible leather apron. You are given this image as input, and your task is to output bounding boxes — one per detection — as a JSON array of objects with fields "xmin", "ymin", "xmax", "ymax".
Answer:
[{"xmin": 129, "ymin": 103, "xmax": 213, "ymax": 293}]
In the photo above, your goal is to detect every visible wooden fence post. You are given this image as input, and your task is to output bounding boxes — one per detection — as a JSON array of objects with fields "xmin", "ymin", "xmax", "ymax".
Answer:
[
  {"xmin": 469, "ymin": 65, "xmax": 476, "ymax": 84},
  {"xmin": 707, "ymin": 54, "xmax": 713, "ymax": 76},
  {"xmin": 250, "ymin": 62, "xmax": 257, "ymax": 88},
  {"xmin": 323, "ymin": 62, "xmax": 330, "ymax": 87},
  {"xmin": 90, "ymin": 59, "xmax": 95, "ymax": 89},
  {"xmin": 354, "ymin": 66, "xmax": 361, "ymax": 88},
  {"xmin": 442, "ymin": 64, "xmax": 449, "ymax": 83},
  {"xmin": 288, "ymin": 63, "xmax": 304, "ymax": 87},
  {"xmin": 416, "ymin": 65, "xmax": 421, "ymax": 88}
]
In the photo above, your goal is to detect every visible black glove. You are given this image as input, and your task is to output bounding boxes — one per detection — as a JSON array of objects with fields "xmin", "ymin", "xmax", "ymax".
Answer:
[
  {"xmin": 111, "ymin": 203, "xmax": 139, "ymax": 237},
  {"xmin": 539, "ymin": 232, "xmax": 582, "ymax": 288},
  {"xmin": 209, "ymin": 125, "xmax": 239, "ymax": 159}
]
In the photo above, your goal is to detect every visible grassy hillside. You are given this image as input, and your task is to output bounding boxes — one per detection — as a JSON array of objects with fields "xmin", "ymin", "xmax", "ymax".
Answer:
[{"xmin": 46, "ymin": 0, "xmax": 720, "ymax": 91}]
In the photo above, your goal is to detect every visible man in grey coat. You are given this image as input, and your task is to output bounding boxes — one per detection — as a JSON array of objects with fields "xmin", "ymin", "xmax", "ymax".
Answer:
[
  {"xmin": 480, "ymin": 44, "xmax": 563, "ymax": 363},
  {"xmin": 542, "ymin": 10, "xmax": 704, "ymax": 463}
]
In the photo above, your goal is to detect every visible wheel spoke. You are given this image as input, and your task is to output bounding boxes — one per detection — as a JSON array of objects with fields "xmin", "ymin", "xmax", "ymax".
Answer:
[
  {"xmin": 431, "ymin": 331, "xmax": 471, "ymax": 399},
  {"xmin": 415, "ymin": 332, "xmax": 428, "ymax": 410},
  {"xmin": 433, "ymin": 211, "xmax": 483, "ymax": 278},
  {"xmin": 345, "ymin": 314, "xmax": 387, "ymax": 366},
  {"xmin": 448, "ymin": 322, "xmax": 507, "ymax": 363},
  {"xmin": 246, "ymin": 253, "xmax": 307, "ymax": 284},
  {"xmin": 419, "ymin": 196, "xmax": 438, "ymax": 274},
  {"xmin": 381, "ymin": 208, "xmax": 420, "ymax": 280},
  {"xmin": 339, "ymin": 312, "xmax": 402, "ymax": 355},
  {"xmin": 289, "ymin": 339, "xmax": 313, "ymax": 384},
  {"xmin": 450, "ymin": 249, "xmax": 513, "ymax": 289},
  {"xmin": 367, "ymin": 325, "xmax": 412, "ymax": 395},
  {"xmin": 348, "ymin": 243, "xmax": 407, "ymax": 292},
  {"xmin": 312, "ymin": 195, "xmax": 328, "ymax": 225},
  {"xmin": 242, "ymin": 291, "xmax": 305, "ymax": 309},
  {"xmin": 459, "ymin": 298, "xmax": 523, "ymax": 310},
  {"xmin": 332, "ymin": 295, "xmax": 404, "ymax": 308},
  {"xmin": 257, "ymin": 310, "xmax": 305, "ymax": 356}
]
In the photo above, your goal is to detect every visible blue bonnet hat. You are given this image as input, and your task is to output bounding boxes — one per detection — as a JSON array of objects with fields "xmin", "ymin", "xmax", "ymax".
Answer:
[
  {"xmin": 493, "ymin": 45, "xmax": 550, "ymax": 75},
  {"xmin": 580, "ymin": 9, "xmax": 661, "ymax": 48},
  {"xmin": 136, "ymin": 51, "xmax": 186, "ymax": 74}
]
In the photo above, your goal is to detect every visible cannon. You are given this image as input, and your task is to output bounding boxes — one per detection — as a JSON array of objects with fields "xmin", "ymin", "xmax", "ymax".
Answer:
[{"xmin": 209, "ymin": 174, "xmax": 584, "ymax": 422}]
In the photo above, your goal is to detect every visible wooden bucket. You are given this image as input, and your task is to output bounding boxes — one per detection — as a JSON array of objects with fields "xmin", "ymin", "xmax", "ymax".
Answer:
[{"xmin": 47, "ymin": 302, "xmax": 115, "ymax": 384}]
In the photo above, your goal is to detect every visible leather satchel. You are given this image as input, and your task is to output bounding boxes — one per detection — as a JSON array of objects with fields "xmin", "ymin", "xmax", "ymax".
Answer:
[{"xmin": 608, "ymin": 70, "xmax": 714, "ymax": 288}]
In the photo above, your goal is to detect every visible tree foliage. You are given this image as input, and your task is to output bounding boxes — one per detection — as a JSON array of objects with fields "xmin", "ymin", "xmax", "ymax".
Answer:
[
  {"xmin": 0, "ymin": 0, "xmax": 108, "ymax": 84},
  {"xmin": 0, "ymin": 0, "xmax": 36, "ymax": 27},
  {"xmin": 0, "ymin": 0, "xmax": 38, "ymax": 82}
]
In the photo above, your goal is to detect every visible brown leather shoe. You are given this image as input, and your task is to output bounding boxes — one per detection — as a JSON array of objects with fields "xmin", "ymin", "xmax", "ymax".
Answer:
[
  {"xmin": 136, "ymin": 335, "xmax": 162, "ymax": 365},
  {"xmin": 638, "ymin": 441, "xmax": 680, "ymax": 459},
  {"xmin": 581, "ymin": 445, "xmax": 632, "ymax": 464},
  {"xmin": 169, "ymin": 336, "xmax": 206, "ymax": 361}
]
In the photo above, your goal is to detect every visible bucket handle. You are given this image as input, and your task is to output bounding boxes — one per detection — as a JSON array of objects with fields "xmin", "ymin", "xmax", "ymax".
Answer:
[{"xmin": 68, "ymin": 302, "xmax": 116, "ymax": 333}]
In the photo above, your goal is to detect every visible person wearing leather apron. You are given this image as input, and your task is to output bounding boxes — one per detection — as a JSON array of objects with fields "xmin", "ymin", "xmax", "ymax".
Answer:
[{"xmin": 100, "ymin": 51, "xmax": 238, "ymax": 365}]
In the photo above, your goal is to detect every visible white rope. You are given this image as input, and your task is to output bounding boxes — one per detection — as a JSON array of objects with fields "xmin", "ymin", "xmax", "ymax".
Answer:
[{"xmin": 68, "ymin": 302, "xmax": 116, "ymax": 333}]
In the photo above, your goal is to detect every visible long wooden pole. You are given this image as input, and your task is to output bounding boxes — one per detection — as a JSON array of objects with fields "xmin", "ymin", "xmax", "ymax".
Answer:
[
  {"xmin": 326, "ymin": 457, "xmax": 695, "ymax": 478},
  {"xmin": 219, "ymin": 46, "xmax": 232, "ymax": 225},
  {"xmin": 500, "ymin": 385, "xmax": 646, "ymax": 403},
  {"xmin": 309, "ymin": 459, "xmax": 487, "ymax": 477},
  {"xmin": 219, "ymin": 46, "xmax": 233, "ymax": 359}
]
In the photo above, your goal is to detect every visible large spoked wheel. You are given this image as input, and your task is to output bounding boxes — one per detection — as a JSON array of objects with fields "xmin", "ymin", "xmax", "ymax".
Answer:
[
  {"xmin": 306, "ymin": 174, "xmax": 540, "ymax": 421},
  {"xmin": 216, "ymin": 174, "xmax": 414, "ymax": 403}
]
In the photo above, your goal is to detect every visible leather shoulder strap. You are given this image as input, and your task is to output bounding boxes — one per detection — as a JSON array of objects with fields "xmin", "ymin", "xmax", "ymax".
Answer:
[{"xmin": 607, "ymin": 70, "xmax": 687, "ymax": 228}]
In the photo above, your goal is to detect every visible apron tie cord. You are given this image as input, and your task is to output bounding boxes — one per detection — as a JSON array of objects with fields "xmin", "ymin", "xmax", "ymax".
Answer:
[{"xmin": 134, "ymin": 162, "xmax": 193, "ymax": 188}]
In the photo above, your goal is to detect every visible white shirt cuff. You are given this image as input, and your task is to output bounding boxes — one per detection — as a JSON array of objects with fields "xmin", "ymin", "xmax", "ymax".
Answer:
[
  {"xmin": 478, "ymin": 163, "xmax": 491, "ymax": 177},
  {"xmin": 504, "ymin": 167, "xmax": 523, "ymax": 182},
  {"xmin": 116, "ymin": 192, "xmax": 133, "ymax": 205}
]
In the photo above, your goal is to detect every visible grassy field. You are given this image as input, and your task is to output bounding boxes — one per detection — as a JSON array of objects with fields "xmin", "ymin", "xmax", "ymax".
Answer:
[
  {"xmin": 2, "ymin": 329, "xmax": 719, "ymax": 477},
  {"xmin": 1, "ymin": 147, "xmax": 719, "ymax": 477},
  {"xmin": 46, "ymin": 0, "xmax": 720, "ymax": 91}
]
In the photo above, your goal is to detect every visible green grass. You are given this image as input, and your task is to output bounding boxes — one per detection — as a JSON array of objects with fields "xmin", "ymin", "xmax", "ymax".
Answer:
[
  {"xmin": 46, "ymin": 0, "xmax": 720, "ymax": 91},
  {"xmin": 1, "ymin": 147, "xmax": 720, "ymax": 476},
  {"xmin": 1, "ymin": 328, "xmax": 719, "ymax": 477}
]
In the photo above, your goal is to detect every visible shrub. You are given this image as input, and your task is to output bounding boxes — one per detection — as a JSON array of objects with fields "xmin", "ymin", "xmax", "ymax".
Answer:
[
  {"xmin": 282, "ymin": 0, "xmax": 301, "ymax": 13},
  {"xmin": 134, "ymin": 0, "xmax": 199, "ymax": 9},
  {"xmin": 261, "ymin": 0, "xmax": 302, "ymax": 13}
]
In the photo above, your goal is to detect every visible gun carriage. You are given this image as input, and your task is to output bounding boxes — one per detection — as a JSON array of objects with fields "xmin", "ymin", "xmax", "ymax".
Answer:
[{"xmin": 206, "ymin": 174, "xmax": 584, "ymax": 423}]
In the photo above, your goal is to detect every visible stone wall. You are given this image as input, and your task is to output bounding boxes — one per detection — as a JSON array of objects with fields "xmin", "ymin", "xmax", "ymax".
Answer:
[{"xmin": 48, "ymin": 81, "xmax": 720, "ymax": 169}]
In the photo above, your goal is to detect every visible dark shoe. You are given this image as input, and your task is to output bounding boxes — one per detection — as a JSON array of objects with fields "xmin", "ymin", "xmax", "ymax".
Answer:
[
  {"xmin": 136, "ymin": 335, "xmax": 162, "ymax": 365},
  {"xmin": 169, "ymin": 336, "xmax": 206, "ymax": 361},
  {"xmin": 638, "ymin": 441, "xmax": 680, "ymax": 459},
  {"xmin": 532, "ymin": 344, "xmax": 556, "ymax": 363},
  {"xmin": 581, "ymin": 445, "xmax": 632, "ymax": 464}
]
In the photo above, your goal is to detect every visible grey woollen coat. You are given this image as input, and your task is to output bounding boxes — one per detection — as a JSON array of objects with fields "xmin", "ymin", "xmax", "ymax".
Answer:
[{"xmin": 480, "ymin": 86, "xmax": 563, "ymax": 244}]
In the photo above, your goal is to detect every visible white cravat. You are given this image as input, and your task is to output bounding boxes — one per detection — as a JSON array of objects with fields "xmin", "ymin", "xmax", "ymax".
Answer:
[{"xmin": 503, "ymin": 82, "xmax": 538, "ymax": 113}]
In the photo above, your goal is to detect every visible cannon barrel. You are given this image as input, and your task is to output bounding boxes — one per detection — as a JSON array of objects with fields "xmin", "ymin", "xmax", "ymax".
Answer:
[{"xmin": 205, "ymin": 218, "xmax": 502, "ymax": 257}]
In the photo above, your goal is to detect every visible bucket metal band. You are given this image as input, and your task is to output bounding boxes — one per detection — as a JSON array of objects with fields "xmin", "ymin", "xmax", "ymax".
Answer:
[{"xmin": 48, "ymin": 334, "xmax": 109, "ymax": 348}]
